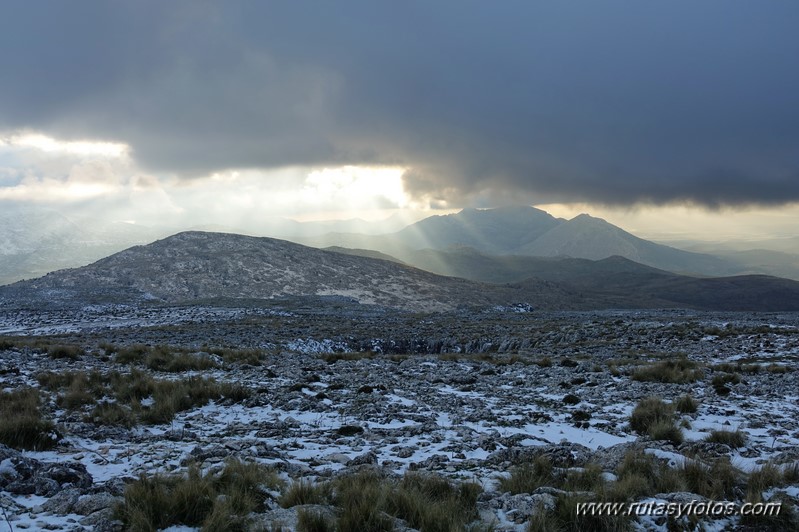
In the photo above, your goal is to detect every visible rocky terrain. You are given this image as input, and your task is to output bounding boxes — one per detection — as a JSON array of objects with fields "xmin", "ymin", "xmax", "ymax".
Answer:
[
  {"xmin": 1, "ymin": 299, "xmax": 798, "ymax": 531},
  {"xmin": 0, "ymin": 231, "xmax": 575, "ymax": 313}
]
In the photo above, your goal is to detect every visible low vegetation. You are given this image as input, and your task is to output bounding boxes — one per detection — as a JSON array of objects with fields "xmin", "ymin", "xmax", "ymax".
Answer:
[
  {"xmin": 117, "ymin": 459, "xmax": 282, "ymax": 531},
  {"xmin": 279, "ymin": 469, "xmax": 482, "ymax": 531},
  {"xmin": 629, "ymin": 396, "xmax": 683, "ymax": 444},
  {"xmin": 675, "ymin": 394, "xmax": 699, "ymax": 414},
  {"xmin": 47, "ymin": 344, "xmax": 84, "ymax": 360},
  {"xmin": 0, "ymin": 387, "xmax": 59, "ymax": 450},
  {"xmin": 631, "ymin": 354, "xmax": 702, "ymax": 383},
  {"xmin": 37, "ymin": 369, "xmax": 250, "ymax": 427},
  {"xmin": 705, "ymin": 429, "xmax": 747, "ymax": 448}
]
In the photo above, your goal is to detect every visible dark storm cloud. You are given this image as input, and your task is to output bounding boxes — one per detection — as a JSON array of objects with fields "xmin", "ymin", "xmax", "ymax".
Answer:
[{"xmin": 1, "ymin": 0, "xmax": 798, "ymax": 206}]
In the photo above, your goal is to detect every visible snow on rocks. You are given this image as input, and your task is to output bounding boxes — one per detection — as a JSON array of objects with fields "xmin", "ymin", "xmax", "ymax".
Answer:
[{"xmin": 0, "ymin": 306, "xmax": 798, "ymax": 529}]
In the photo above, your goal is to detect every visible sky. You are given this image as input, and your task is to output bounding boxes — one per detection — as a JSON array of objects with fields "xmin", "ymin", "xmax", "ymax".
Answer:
[{"xmin": 1, "ymin": 1, "xmax": 798, "ymax": 241}]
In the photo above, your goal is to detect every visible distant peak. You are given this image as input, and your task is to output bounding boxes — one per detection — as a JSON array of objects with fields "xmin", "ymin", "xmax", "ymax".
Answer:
[{"xmin": 570, "ymin": 213, "xmax": 610, "ymax": 224}]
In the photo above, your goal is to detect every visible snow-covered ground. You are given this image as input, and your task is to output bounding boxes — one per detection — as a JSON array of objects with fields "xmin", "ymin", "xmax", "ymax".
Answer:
[{"xmin": 1, "ymin": 308, "xmax": 798, "ymax": 530}]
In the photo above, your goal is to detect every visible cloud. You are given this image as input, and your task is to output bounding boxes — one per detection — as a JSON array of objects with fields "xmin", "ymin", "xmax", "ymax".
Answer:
[{"xmin": 1, "ymin": 1, "xmax": 798, "ymax": 207}]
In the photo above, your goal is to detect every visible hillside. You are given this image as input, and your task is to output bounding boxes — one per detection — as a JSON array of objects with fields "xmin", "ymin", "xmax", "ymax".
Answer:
[
  {"xmin": 0, "ymin": 231, "xmax": 571, "ymax": 312},
  {"xmin": 334, "ymin": 246, "xmax": 799, "ymax": 311}
]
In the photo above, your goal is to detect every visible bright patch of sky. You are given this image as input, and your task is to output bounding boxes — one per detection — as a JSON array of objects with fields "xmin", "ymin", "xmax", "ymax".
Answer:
[{"xmin": 1, "ymin": 128, "xmax": 797, "ymax": 243}]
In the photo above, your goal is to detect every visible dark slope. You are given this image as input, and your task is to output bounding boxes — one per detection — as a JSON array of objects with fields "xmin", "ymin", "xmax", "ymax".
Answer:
[{"xmin": 333, "ymin": 245, "xmax": 799, "ymax": 311}]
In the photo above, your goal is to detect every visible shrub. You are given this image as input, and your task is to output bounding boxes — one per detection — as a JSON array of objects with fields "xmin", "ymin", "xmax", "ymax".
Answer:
[
  {"xmin": 631, "ymin": 354, "xmax": 702, "ymax": 383},
  {"xmin": 47, "ymin": 344, "xmax": 84, "ymax": 360},
  {"xmin": 39, "ymin": 368, "xmax": 249, "ymax": 427},
  {"xmin": 297, "ymin": 508, "xmax": 336, "ymax": 532},
  {"xmin": 389, "ymin": 472, "xmax": 481, "ymax": 532},
  {"xmin": 675, "ymin": 394, "xmax": 699, "ymax": 414},
  {"xmin": 0, "ymin": 388, "xmax": 59, "ymax": 450},
  {"xmin": 647, "ymin": 420, "xmax": 684, "ymax": 445},
  {"xmin": 115, "ymin": 344, "xmax": 150, "ymax": 364},
  {"xmin": 280, "ymin": 479, "xmax": 328, "ymax": 508},
  {"xmin": 745, "ymin": 462, "xmax": 782, "ymax": 503},
  {"xmin": 145, "ymin": 347, "xmax": 218, "ymax": 372},
  {"xmin": 332, "ymin": 470, "xmax": 393, "ymax": 532},
  {"xmin": 680, "ymin": 457, "xmax": 739, "ymax": 499},
  {"xmin": 630, "ymin": 396, "xmax": 673, "ymax": 435},
  {"xmin": 499, "ymin": 456, "xmax": 554, "ymax": 494},
  {"xmin": 705, "ymin": 429, "xmax": 746, "ymax": 448},
  {"xmin": 117, "ymin": 460, "xmax": 280, "ymax": 531},
  {"xmin": 562, "ymin": 463, "xmax": 605, "ymax": 492},
  {"xmin": 562, "ymin": 394, "xmax": 580, "ymax": 405}
]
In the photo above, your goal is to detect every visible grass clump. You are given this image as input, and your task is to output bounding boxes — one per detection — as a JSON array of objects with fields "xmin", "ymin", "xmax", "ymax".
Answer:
[
  {"xmin": 680, "ymin": 457, "xmax": 739, "ymax": 499},
  {"xmin": 499, "ymin": 456, "xmax": 554, "ymax": 494},
  {"xmin": 115, "ymin": 344, "xmax": 219, "ymax": 372},
  {"xmin": 280, "ymin": 479, "xmax": 329, "ymax": 508},
  {"xmin": 332, "ymin": 470, "xmax": 394, "ymax": 532},
  {"xmin": 210, "ymin": 347, "xmax": 264, "ymax": 367},
  {"xmin": 38, "ymin": 368, "xmax": 250, "ymax": 427},
  {"xmin": 607, "ymin": 451, "xmax": 684, "ymax": 502},
  {"xmin": 118, "ymin": 459, "xmax": 282, "ymax": 531},
  {"xmin": 648, "ymin": 420, "xmax": 684, "ymax": 445},
  {"xmin": 631, "ymin": 354, "xmax": 702, "ymax": 383},
  {"xmin": 675, "ymin": 394, "xmax": 699, "ymax": 414},
  {"xmin": 278, "ymin": 469, "xmax": 484, "ymax": 531},
  {"xmin": 297, "ymin": 508, "xmax": 336, "ymax": 532},
  {"xmin": 705, "ymin": 429, "xmax": 746, "ymax": 448},
  {"xmin": 114, "ymin": 344, "xmax": 150, "ymax": 364},
  {"xmin": 47, "ymin": 344, "xmax": 84, "ymax": 360},
  {"xmin": 145, "ymin": 347, "xmax": 218, "ymax": 372},
  {"xmin": 389, "ymin": 472, "xmax": 481, "ymax": 532},
  {"xmin": 630, "ymin": 396, "xmax": 683, "ymax": 444},
  {"xmin": 528, "ymin": 493, "xmax": 631, "ymax": 532},
  {"xmin": 746, "ymin": 463, "xmax": 783, "ymax": 502},
  {"xmin": 629, "ymin": 396, "xmax": 671, "ymax": 434},
  {"xmin": 0, "ymin": 387, "xmax": 60, "ymax": 450}
]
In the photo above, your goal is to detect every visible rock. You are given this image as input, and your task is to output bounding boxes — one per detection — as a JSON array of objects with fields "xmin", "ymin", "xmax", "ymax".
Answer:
[
  {"xmin": 37, "ymin": 487, "xmax": 81, "ymax": 514},
  {"xmin": 74, "ymin": 492, "xmax": 120, "ymax": 516},
  {"xmin": 324, "ymin": 453, "xmax": 351, "ymax": 464},
  {"xmin": 80, "ymin": 507, "xmax": 123, "ymax": 532},
  {"xmin": 347, "ymin": 451, "xmax": 378, "ymax": 467}
]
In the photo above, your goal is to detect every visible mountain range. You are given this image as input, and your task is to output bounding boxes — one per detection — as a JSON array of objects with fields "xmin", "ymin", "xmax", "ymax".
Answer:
[
  {"xmin": 301, "ymin": 206, "xmax": 745, "ymax": 278},
  {"xmin": 3, "ymin": 230, "xmax": 799, "ymax": 312}
]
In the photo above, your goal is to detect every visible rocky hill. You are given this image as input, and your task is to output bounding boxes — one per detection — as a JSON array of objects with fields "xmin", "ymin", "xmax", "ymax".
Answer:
[{"xmin": 0, "ymin": 231, "xmax": 571, "ymax": 312}]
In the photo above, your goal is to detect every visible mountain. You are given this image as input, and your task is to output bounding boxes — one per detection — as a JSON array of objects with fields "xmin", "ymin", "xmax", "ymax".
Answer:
[
  {"xmin": 518, "ymin": 213, "xmax": 738, "ymax": 276},
  {"xmin": 299, "ymin": 207, "xmax": 742, "ymax": 277},
  {"xmin": 389, "ymin": 206, "xmax": 562, "ymax": 254},
  {"xmin": 1, "ymin": 231, "xmax": 572, "ymax": 312}
]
